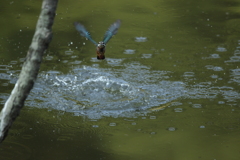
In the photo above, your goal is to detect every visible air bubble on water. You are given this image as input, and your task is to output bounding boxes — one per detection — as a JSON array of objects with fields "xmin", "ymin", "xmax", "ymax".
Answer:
[
  {"xmin": 218, "ymin": 101, "xmax": 225, "ymax": 104},
  {"xmin": 135, "ymin": 37, "xmax": 147, "ymax": 42},
  {"xmin": 141, "ymin": 54, "xmax": 152, "ymax": 58},
  {"xmin": 124, "ymin": 49, "xmax": 135, "ymax": 54},
  {"xmin": 174, "ymin": 108, "xmax": 183, "ymax": 112},
  {"xmin": 150, "ymin": 116, "xmax": 156, "ymax": 119},
  {"xmin": 192, "ymin": 104, "xmax": 202, "ymax": 109},
  {"xmin": 109, "ymin": 123, "xmax": 116, "ymax": 126},
  {"xmin": 211, "ymin": 75, "xmax": 218, "ymax": 79},
  {"xmin": 167, "ymin": 127, "xmax": 176, "ymax": 131},
  {"xmin": 216, "ymin": 46, "xmax": 227, "ymax": 52}
]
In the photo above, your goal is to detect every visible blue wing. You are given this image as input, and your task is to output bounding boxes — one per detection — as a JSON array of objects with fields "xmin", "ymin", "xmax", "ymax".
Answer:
[
  {"xmin": 103, "ymin": 20, "xmax": 121, "ymax": 44},
  {"xmin": 74, "ymin": 22, "xmax": 98, "ymax": 46}
]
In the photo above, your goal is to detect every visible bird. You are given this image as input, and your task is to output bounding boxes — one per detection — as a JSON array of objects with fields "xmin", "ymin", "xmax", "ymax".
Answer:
[{"xmin": 74, "ymin": 19, "xmax": 121, "ymax": 60}]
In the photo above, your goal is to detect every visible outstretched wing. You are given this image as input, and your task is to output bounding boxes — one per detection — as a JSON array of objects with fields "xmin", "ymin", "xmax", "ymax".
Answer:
[
  {"xmin": 74, "ymin": 22, "xmax": 98, "ymax": 46},
  {"xmin": 103, "ymin": 19, "xmax": 121, "ymax": 44}
]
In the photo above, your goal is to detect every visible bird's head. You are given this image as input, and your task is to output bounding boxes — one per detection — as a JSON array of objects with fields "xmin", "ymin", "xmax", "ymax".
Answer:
[{"xmin": 97, "ymin": 41, "xmax": 106, "ymax": 48}]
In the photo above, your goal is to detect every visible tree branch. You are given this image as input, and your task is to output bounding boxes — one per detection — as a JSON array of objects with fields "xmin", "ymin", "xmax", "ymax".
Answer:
[{"xmin": 0, "ymin": 0, "xmax": 58, "ymax": 143}]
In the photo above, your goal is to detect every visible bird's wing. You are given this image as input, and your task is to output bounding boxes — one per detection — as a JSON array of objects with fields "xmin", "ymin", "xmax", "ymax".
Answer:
[
  {"xmin": 74, "ymin": 22, "xmax": 98, "ymax": 46},
  {"xmin": 103, "ymin": 19, "xmax": 121, "ymax": 44}
]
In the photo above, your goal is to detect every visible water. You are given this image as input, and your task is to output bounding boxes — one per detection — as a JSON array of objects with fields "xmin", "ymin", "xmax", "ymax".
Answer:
[{"xmin": 0, "ymin": 0, "xmax": 240, "ymax": 159}]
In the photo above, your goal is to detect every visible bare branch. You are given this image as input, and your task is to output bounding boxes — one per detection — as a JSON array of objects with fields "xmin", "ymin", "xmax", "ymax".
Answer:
[{"xmin": 0, "ymin": 0, "xmax": 58, "ymax": 143}]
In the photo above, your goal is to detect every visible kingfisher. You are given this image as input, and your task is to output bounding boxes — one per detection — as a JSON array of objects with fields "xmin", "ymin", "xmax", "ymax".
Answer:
[{"xmin": 74, "ymin": 20, "xmax": 121, "ymax": 60}]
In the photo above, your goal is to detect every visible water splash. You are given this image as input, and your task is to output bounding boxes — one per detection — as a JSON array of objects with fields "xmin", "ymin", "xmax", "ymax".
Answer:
[
  {"xmin": 0, "ymin": 62, "xmax": 239, "ymax": 119},
  {"xmin": 22, "ymin": 65, "xmax": 186, "ymax": 119}
]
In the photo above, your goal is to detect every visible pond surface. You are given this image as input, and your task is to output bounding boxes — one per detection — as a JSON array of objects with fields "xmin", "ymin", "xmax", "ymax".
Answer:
[{"xmin": 0, "ymin": 0, "xmax": 240, "ymax": 159}]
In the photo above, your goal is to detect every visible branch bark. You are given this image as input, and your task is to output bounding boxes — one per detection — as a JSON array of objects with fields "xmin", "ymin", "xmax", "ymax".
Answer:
[{"xmin": 0, "ymin": 0, "xmax": 58, "ymax": 143}]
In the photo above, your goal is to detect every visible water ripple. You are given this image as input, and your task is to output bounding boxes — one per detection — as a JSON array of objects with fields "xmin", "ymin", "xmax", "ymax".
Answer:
[
  {"xmin": 141, "ymin": 54, "xmax": 152, "ymax": 58},
  {"xmin": 124, "ymin": 49, "xmax": 135, "ymax": 54},
  {"xmin": 135, "ymin": 37, "xmax": 147, "ymax": 42}
]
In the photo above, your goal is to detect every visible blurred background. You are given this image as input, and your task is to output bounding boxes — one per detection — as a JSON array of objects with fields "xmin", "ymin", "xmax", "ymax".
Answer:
[{"xmin": 0, "ymin": 0, "xmax": 240, "ymax": 159}]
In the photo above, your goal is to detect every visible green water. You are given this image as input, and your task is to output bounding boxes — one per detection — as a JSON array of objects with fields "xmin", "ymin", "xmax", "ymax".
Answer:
[{"xmin": 0, "ymin": 0, "xmax": 240, "ymax": 159}]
